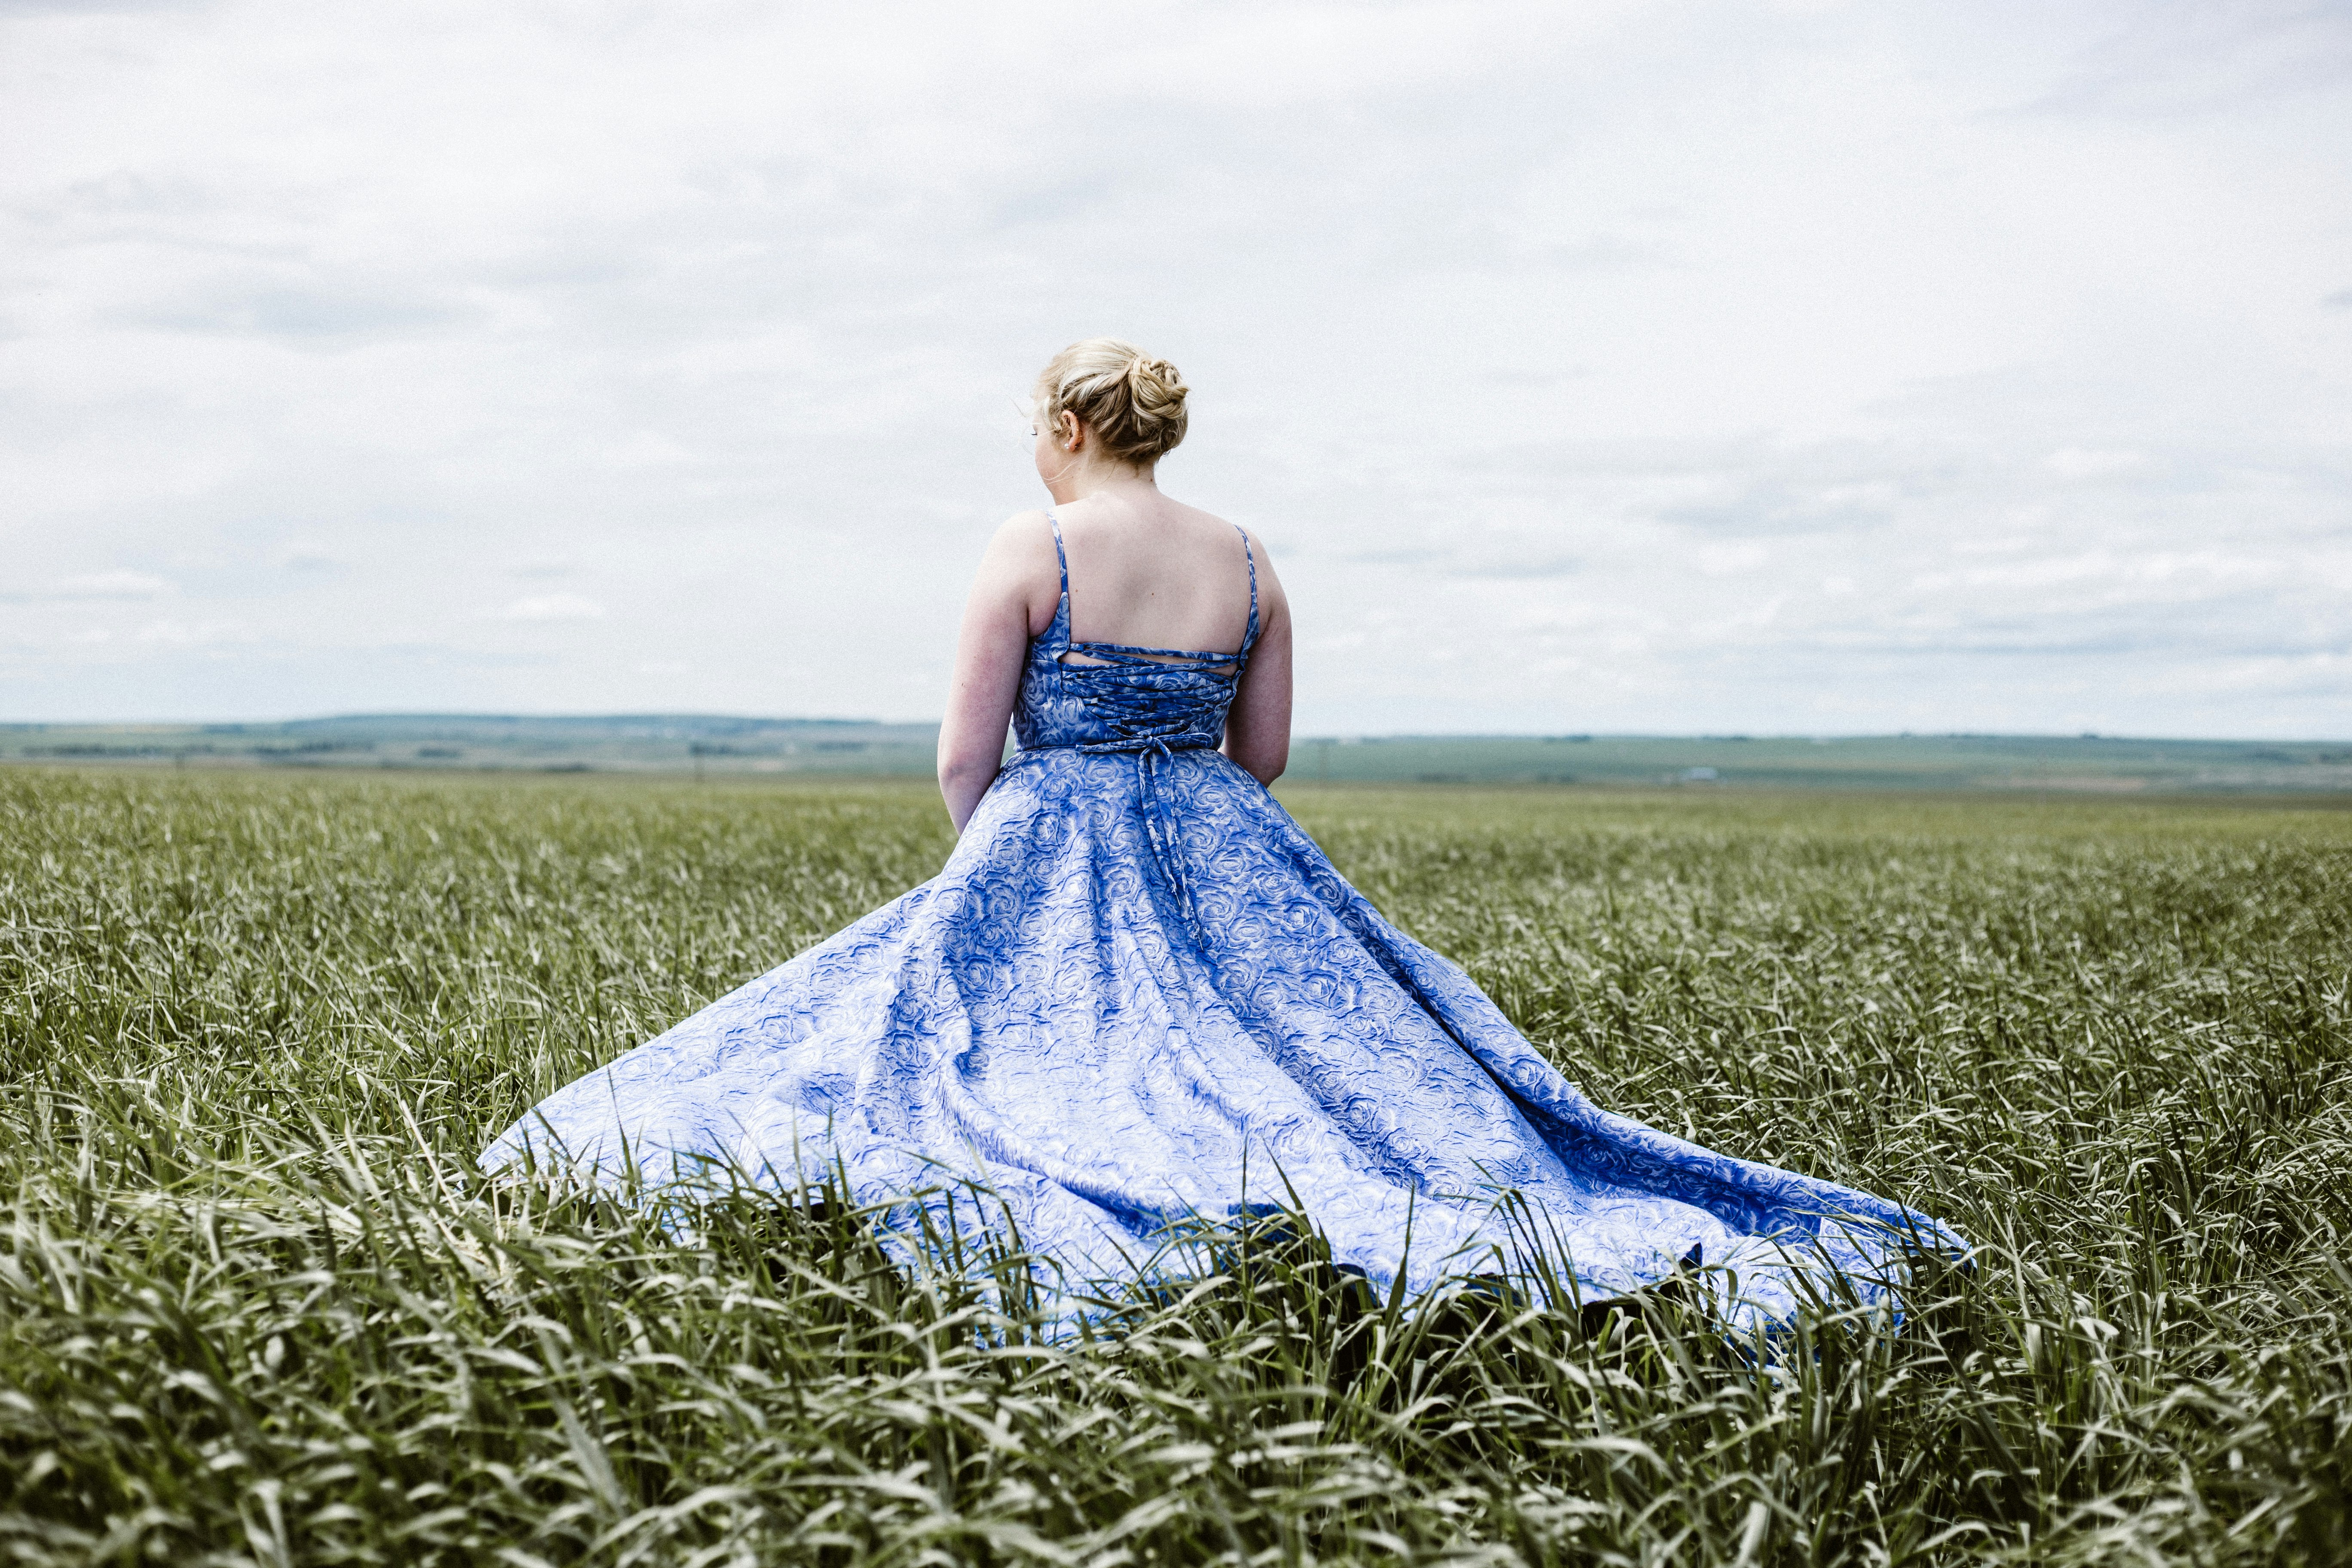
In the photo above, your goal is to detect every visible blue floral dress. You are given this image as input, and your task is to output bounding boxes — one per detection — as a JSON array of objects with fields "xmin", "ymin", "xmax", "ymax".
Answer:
[{"xmin": 487, "ymin": 511, "xmax": 1962, "ymax": 1320}]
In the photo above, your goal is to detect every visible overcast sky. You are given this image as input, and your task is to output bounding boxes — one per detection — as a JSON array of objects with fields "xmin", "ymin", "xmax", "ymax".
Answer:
[{"xmin": 4, "ymin": 0, "xmax": 2349, "ymax": 737}]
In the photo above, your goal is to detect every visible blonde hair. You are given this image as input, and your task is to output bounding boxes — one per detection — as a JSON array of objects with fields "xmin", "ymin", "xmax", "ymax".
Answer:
[{"xmin": 1033, "ymin": 338, "xmax": 1188, "ymax": 466}]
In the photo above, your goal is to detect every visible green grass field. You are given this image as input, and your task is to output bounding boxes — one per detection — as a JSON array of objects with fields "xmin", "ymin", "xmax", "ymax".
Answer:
[{"xmin": 3, "ymin": 768, "xmax": 2349, "ymax": 1565}]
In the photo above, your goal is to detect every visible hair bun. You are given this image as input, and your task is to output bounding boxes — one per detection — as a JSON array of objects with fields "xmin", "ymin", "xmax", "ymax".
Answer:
[{"xmin": 1035, "ymin": 338, "xmax": 1189, "ymax": 466}]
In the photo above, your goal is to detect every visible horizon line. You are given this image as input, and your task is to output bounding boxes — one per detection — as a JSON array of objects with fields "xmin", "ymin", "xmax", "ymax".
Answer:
[{"xmin": 1, "ymin": 712, "xmax": 2348, "ymax": 746}]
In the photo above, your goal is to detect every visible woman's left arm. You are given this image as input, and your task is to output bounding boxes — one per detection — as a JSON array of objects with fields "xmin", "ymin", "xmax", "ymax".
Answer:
[{"xmin": 1222, "ymin": 540, "xmax": 1291, "ymax": 786}]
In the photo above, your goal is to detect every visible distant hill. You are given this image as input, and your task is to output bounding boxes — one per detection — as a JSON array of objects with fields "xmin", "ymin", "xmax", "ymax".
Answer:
[
  {"xmin": 2, "ymin": 716, "xmax": 2348, "ymax": 794},
  {"xmin": 0, "ymin": 713, "xmax": 939, "ymax": 778},
  {"xmin": 1286, "ymin": 733, "xmax": 2352, "ymax": 794}
]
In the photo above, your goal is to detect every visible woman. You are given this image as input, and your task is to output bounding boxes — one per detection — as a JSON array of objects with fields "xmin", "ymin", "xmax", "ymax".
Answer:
[{"xmin": 487, "ymin": 339, "xmax": 1961, "ymax": 1321}]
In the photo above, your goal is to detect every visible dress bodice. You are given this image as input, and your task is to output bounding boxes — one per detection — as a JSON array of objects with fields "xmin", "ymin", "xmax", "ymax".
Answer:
[{"xmin": 1012, "ymin": 509, "xmax": 1259, "ymax": 754}]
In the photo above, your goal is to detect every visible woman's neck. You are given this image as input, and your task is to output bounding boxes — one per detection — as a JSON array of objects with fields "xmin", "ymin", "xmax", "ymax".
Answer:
[{"xmin": 1046, "ymin": 462, "xmax": 1159, "ymax": 508}]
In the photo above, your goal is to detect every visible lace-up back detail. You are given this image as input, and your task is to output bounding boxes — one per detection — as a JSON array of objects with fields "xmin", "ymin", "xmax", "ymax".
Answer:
[{"xmin": 1012, "ymin": 509, "xmax": 1259, "ymax": 754}]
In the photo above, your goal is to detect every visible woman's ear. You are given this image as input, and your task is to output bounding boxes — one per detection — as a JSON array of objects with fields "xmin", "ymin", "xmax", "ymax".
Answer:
[{"xmin": 1059, "ymin": 410, "xmax": 1082, "ymax": 451}]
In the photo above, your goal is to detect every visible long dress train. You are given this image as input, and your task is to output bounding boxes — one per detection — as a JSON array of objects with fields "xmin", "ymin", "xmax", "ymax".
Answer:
[{"xmin": 485, "ymin": 511, "xmax": 1964, "ymax": 1323}]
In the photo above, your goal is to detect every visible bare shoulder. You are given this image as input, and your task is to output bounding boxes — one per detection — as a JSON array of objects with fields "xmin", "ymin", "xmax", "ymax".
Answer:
[
  {"xmin": 1173, "ymin": 499, "xmax": 1280, "ymax": 566},
  {"xmin": 972, "ymin": 508, "xmax": 1065, "ymax": 633},
  {"xmin": 976, "ymin": 508, "xmax": 1063, "ymax": 582},
  {"xmin": 987, "ymin": 507, "xmax": 1059, "ymax": 557},
  {"xmin": 1225, "ymin": 520, "xmax": 1288, "ymax": 612}
]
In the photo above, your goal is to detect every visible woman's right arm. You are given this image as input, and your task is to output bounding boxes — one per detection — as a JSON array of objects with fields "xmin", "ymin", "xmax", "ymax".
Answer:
[{"xmin": 937, "ymin": 515, "xmax": 1056, "ymax": 833}]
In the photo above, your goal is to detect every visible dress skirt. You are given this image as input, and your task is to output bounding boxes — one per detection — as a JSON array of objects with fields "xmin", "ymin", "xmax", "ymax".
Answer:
[{"xmin": 486, "ymin": 747, "xmax": 1961, "ymax": 1323}]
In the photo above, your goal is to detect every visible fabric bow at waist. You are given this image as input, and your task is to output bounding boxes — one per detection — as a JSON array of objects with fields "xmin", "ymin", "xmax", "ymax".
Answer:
[{"xmin": 1020, "ymin": 737, "xmax": 1213, "ymax": 929}]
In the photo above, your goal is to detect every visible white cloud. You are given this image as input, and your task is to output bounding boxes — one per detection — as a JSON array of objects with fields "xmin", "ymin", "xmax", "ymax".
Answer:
[
  {"xmin": 279, "ymin": 545, "xmax": 341, "ymax": 573},
  {"xmin": 53, "ymin": 571, "xmax": 172, "ymax": 599},
  {"xmin": 604, "ymin": 431, "xmax": 694, "ymax": 470},
  {"xmin": 0, "ymin": 0, "xmax": 2347, "ymax": 735},
  {"xmin": 135, "ymin": 618, "xmax": 252, "ymax": 646},
  {"xmin": 497, "ymin": 594, "xmax": 606, "ymax": 622},
  {"xmin": 1697, "ymin": 544, "xmax": 1770, "ymax": 579},
  {"xmin": 2043, "ymin": 448, "xmax": 2144, "ymax": 480}
]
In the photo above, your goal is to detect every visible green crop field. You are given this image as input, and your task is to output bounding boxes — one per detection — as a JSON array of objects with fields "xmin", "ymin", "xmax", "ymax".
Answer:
[{"xmin": 3, "ymin": 767, "xmax": 2349, "ymax": 1565}]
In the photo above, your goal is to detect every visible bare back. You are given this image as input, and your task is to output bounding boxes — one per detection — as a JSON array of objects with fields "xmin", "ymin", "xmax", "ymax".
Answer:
[{"xmin": 1044, "ymin": 492, "xmax": 1256, "ymax": 662}]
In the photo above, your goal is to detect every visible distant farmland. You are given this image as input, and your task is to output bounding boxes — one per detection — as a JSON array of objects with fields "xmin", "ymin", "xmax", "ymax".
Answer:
[{"xmin": 4, "ymin": 714, "xmax": 2349, "ymax": 794}]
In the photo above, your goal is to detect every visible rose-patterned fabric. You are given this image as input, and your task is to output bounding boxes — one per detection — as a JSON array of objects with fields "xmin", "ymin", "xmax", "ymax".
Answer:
[{"xmin": 486, "ymin": 510, "xmax": 1964, "ymax": 1322}]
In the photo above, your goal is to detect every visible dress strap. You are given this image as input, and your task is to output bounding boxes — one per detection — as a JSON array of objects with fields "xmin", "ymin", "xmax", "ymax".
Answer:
[
  {"xmin": 1046, "ymin": 507, "xmax": 1070, "ymax": 604},
  {"xmin": 1235, "ymin": 524, "xmax": 1260, "ymax": 654}
]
